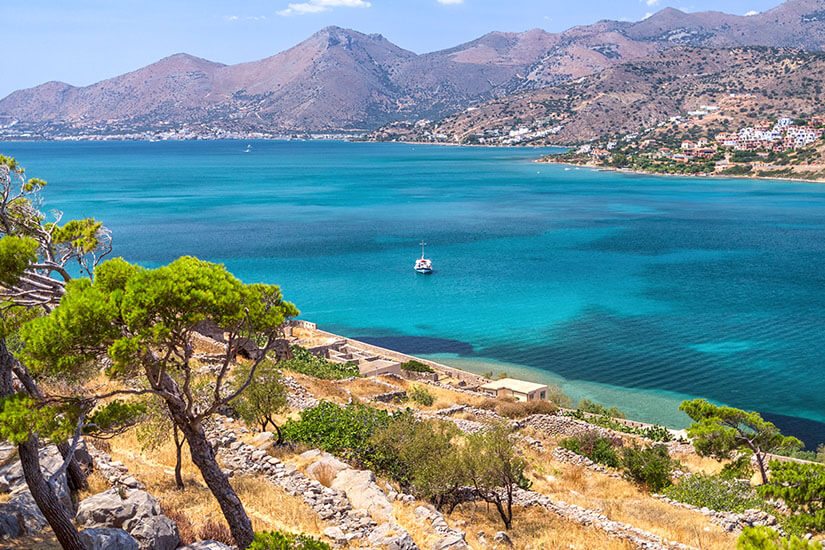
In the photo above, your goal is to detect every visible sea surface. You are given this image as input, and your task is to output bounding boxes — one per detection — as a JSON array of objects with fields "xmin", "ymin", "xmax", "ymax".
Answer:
[{"xmin": 3, "ymin": 140, "xmax": 824, "ymax": 446}]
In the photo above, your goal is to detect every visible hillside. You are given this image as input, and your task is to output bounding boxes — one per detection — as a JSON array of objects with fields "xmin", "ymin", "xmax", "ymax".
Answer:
[
  {"xmin": 5, "ymin": 0, "xmax": 825, "ymax": 137},
  {"xmin": 372, "ymin": 47, "xmax": 825, "ymax": 145}
]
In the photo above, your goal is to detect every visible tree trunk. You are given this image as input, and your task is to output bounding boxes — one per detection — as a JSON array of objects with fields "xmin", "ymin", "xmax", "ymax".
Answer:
[
  {"xmin": 173, "ymin": 425, "xmax": 185, "ymax": 490},
  {"xmin": 0, "ymin": 339, "xmax": 86, "ymax": 549},
  {"xmin": 178, "ymin": 420, "xmax": 254, "ymax": 548},
  {"xmin": 272, "ymin": 423, "xmax": 283, "ymax": 446},
  {"xmin": 58, "ymin": 441, "xmax": 88, "ymax": 494},
  {"xmin": 754, "ymin": 451, "xmax": 769, "ymax": 485},
  {"xmin": 3, "ymin": 342, "xmax": 88, "ymax": 493},
  {"xmin": 19, "ymin": 436, "xmax": 87, "ymax": 550}
]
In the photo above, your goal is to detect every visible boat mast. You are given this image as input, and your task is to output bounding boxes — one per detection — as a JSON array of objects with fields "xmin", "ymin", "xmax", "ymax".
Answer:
[{"xmin": 419, "ymin": 240, "xmax": 427, "ymax": 259}]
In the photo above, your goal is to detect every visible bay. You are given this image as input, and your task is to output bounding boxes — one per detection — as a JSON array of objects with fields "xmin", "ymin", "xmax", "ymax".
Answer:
[{"xmin": 3, "ymin": 140, "xmax": 824, "ymax": 446}]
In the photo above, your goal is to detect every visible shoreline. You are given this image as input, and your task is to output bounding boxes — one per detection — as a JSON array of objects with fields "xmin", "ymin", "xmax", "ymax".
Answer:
[
  {"xmin": 290, "ymin": 322, "xmax": 825, "ymax": 446},
  {"xmin": 538, "ymin": 157, "xmax": 825, "ymax": 184}
]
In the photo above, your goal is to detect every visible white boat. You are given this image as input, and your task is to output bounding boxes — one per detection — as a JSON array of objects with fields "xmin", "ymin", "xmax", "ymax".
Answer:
[
  {"xmin": 414, "ymin": 241, "xmax": 433, "ymax": 274},
  {"xmin": 244, "ymin": 144, "xmax": 252, "ymax": 153}
]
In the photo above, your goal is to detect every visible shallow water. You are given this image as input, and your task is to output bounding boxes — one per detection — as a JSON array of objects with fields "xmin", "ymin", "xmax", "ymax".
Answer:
[{"xmin": 3, "ymin": 140, "xmax": 824, "ymax": 446}]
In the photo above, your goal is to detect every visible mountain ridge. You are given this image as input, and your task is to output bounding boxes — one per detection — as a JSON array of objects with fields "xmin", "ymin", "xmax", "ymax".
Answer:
[{"xmin": 3, "ymin": 0, "xmax": 825, "ymax": 137}]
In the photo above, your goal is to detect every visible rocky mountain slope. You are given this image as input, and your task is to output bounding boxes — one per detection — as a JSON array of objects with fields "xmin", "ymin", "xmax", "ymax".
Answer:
[
  {"xmin": 373, "ymin": 47, "xmax": 825, "ymax": 145},
  {"xmin": 4, "ymin": 0, "xmax": 825, "ymax": 137}
]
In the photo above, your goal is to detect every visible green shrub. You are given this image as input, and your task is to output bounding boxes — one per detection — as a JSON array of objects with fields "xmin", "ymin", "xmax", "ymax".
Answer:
[
  {"xmin": 620, "ymin": 443, "xmax": 676, "ymax": 492},
  {"xmin": 736, "ymin": 526, "xmax": 822, "ymax": 550},
  {"xmin": 407, "ymin": 385, "xmax": 435, "ymax": 406},
  {"xmin": 399, "ymin": 360, "xmax": 434, "ymax": 373},
  {"xmin": 664, "ymin": 473, "xmax": 765, "ymax": 513},
  {"xmin": 281, "ymin": 346, "xmax": 359, "ymax": 379},
  {"xmin": 757, "ymin": 460, "xmax": 825, "ymax": 534},
  {"xmin": 563, "ymin": 410, "xmax": 673, "ymax": 442},
  {"xmin": 577, "ymin": 398, "xmax": 627, "ymax": 419},
  {"xmin": 250, "ymin": 530, "xmax": 331, "ymax": 550},
  {"xmin": 281, "ymin": 401, "xmax": 403, "ymax": 471},
  {"xmin": 559, "ymin": 432, "xmax": 621, "ymax": 468},
  {"xmin": 719, "ymin": 454, "xmax": 754, "ymax": 480}
]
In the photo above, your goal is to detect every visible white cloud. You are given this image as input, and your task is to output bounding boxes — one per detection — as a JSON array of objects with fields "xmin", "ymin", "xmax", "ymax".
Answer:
[
  {"xmin": 277, "ymin": 0, "xmax": 371, "ymax": 16},
  {"xmin": 643, "ymin": 11, "xmax": 654, "ymax": 19},
  {"xmin": 744, "ymin": 9, "xmax": 759, "ymax": 15},
  {"xmin": 436, "ymin": 0, "xmax": 464, "ymax": 4},
  {"xmin": 645, "ymin": 0, "xmax": 660, "ymax": 6},
  {"xmin": 225, "ymin": 15, "xmax": 267, "ymax": 21}
]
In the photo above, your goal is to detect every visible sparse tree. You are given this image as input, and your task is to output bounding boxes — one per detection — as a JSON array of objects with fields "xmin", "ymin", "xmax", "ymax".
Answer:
[
  {"xmin": 679, "ymin": 399, "xmax": 801, "ymax": 484},
  {"xmin": 461, "ymin": 422, "xmax": 530, "ymax": 530},
  {"xmin": 232, "ymin": 360, "xmax": 288, "ymax": 443},
  {"xmin": 20, "ymin": 256, "xmax": 298, "ymax": 549}
]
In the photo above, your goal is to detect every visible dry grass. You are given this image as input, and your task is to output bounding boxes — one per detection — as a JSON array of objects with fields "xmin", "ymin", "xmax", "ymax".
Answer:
[
  {"xmin": 477, "ymin": 397, "xmax": 558, "ymax": 419},
  {"xmin": 394, "ymin": 499, "xmax": 635, "ymax": 550},
  {"xmin": 288, "ymin": 373, "xmax": 350, "ymax": 402},
  {"xmin": 524, "ymin": 446, "xmax": 739, "ymax": 550},
  {"xmin": 312, "ymin": 462, "xmax": 339, "ymax": 488},
  {"xmin": 77, "ymin": 470, "xmax": 111, "ymax": 501},
  {"xmin": 102, "ymin": 428, "xmax": 327, "ymax": 541},
  {"xmin": 0, "ymin": 529, "xmax": 62, "ymax": 549}
]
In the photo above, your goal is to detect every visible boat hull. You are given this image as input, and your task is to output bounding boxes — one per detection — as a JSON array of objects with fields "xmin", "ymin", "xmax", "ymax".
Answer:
[{"xmin": 414, "ymin": 267, "xmax": 433, "ymax": 274}]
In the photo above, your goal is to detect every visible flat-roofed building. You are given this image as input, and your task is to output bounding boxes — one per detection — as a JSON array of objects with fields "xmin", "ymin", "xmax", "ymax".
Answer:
[{"xmin": 479, "ymin": 378, "xmax": 549, "ymax": 402}]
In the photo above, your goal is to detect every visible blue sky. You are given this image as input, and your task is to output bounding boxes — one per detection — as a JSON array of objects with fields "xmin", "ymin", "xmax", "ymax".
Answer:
[{"xmin": 2, "ymin": 0, "xmax": 787, "ymax": 99}]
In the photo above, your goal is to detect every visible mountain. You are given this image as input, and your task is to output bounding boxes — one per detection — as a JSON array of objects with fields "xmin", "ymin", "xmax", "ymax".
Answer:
[
  {"xmin": 375, "ymin": 47, "xmax": 825, "ymax": 145},
  {"xmin": 3, "ymin": 0, "xmax": 825, "ymax": 137}
]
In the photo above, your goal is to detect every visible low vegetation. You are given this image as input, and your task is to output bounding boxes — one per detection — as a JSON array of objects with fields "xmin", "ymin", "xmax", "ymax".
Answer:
[
  {"xmin": 249, "ymin": 531, "xmax": 331, "ymax": 550},
  {"xmin": 282, "ymin": 346, "xmax": 360, "ymax": 380},
  {"xmin": 478, "ymin": 397, "xmax": 558, "ymax": 419},
  {"xmin": 399, "ymin": 360, "xmax": 434, "ymax": 373},
  {"xmin": 664, "ymin": 474, "xmax": 766, "ymax": 513}
]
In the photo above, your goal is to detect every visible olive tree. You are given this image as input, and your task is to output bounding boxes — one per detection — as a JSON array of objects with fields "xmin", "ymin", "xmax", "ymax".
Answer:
[
  {"xmin": 461, "ymin": 422, "xmax": 530, "ymax": 530},
  {"xmin": 680, "ymin": 399, "xmax": 801, "ymax": 484},
  {"xmin": 232, "ymin": 360, "xmax": 288, "ymax": 443},
  {"xmin": 20, "ymin": 256, "xmax": 298, "ymax": 549}
]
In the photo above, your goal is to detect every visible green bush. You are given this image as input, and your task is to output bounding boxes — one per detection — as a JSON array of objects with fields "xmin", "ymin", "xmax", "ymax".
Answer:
[
  {"xmin": 281, "ymin": 401, "xmax": 403, "ymax": 471},
  {"xmin": 281, "ymin": 346, "xmax": 359, "ymax": 379},
  {"xmin": 559, "ymin": 432, "xmax": 621, "ymax": 468},
  {"xmin": 577, "ymin": 398, "xmax": 626, "ymax": 419},
  {"xmin": 736, "ymin": 526, "xmax": 822, "ymax": 550},
  {"xmin": 563, "ymin": 410, "xmax": 673, "ymax": 442},
  {"xmin": 757, "ymin": 460, "xmax": 825, "ymax": 533},
  {"xmin": 620, "ymin": 444, "xmax": 676, "ymax": 492},
  {"xmin": 664, "ymin": 473, "xmax": 765, "ymax": 513},
  {"xmin": 399, "ymin": 360, "xmax": 434, "ymax": 373},
  {"xmin": 407, "ymin": 385, "xmax": 435, "ymax": 406},
  {"xmin": 250, "ymin": 530, "xmax": 331, "ymax": 550},
  {"xmin": 719, "ymin": 454, "xmax": 754, "ymax": 480}
]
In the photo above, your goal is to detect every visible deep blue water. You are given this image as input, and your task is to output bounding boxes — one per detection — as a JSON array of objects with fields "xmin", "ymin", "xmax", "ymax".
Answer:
[{"xmin": 3, "ymin": 140, "xmax": 824, "ymax": 447}]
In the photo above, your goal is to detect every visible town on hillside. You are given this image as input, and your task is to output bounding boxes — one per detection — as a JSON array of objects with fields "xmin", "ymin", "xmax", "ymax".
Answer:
[{"xmin": 546, "ymin": 100, "xmax": 825, "ymax": 181}]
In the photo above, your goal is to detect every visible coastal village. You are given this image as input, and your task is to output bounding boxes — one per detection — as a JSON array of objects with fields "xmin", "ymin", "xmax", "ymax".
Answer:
[{"xmin": 543, "ymin": 96, "xmax": 825, "ymax": 180}]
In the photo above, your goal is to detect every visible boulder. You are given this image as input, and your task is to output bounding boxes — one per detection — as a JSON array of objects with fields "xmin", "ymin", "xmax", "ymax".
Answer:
[
  {"xmin": 368, "ymin": 522, "xmax": 417, "ymax": 550},
  {"xmin": 323, "ymin": 525, "xmax": 348, "ymax": 545},
  {"xmin": 178, "ymin": 541, "xmax": 233, "ymax": 550},
  {"xmin": 76, "ymin": 489, "xmax": 131, "ymax": 528},
  {"xmin": 493, "ymin": 531, "xmax": 513, "ymax": 545},
  {"xmin": 0, "ymin": 511, "xmax": 21, "ymax": 539},
  {"xmin": 0, "ymin": 445, "xmax": 70, "ymax": 508},
  {"xmin": 0, "ymin": 491, "xmax": 48, "ymax": 536},
  {"xmin": 79, "ymin": 528, "xmax": 139, "ymax": 550},
  {"xmin": 120, "ymin": 490, "xmax": 162, "ymax": 530},
  {"xmin": 251, "ymin": 432, "xmax": 273, "ymax": 447},
  {"xmin": 332, "ymin": 469, "xmax": 393, "ymax": 522},
  {"xmin": 128, "ymin": 514, "xmax": 180, "ymax": 550},
  {"xmin": 433, "ymin": 534, "xmax": 469, "ymax": 550}
]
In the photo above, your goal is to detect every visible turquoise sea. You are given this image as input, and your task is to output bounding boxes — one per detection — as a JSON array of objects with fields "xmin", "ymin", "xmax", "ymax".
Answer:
[{"xmin": 2, "ymin": 140, "xmax": 824, "ymax": 446}]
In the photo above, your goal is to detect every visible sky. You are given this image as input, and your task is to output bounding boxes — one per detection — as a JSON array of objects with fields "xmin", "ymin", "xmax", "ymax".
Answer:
[{"xmin": 2, "ymin": 0, "xmax": 788, "ymax": 99}]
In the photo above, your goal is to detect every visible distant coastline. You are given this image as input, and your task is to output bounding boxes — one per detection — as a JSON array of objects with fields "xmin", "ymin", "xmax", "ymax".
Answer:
[{"xmin": 538, "ymin": 156, "xmax": 825, "ymax": 184}]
